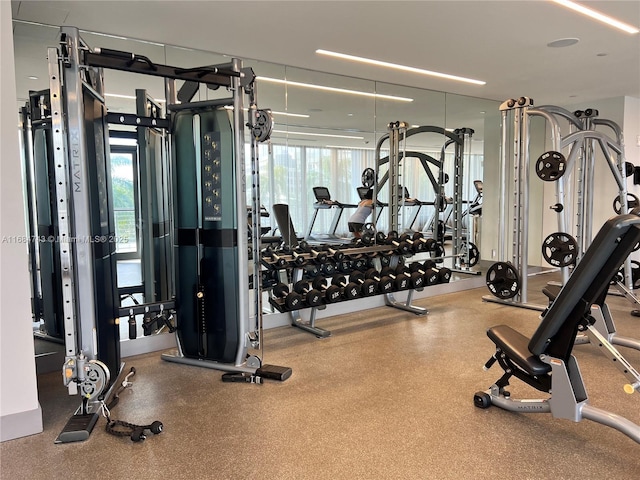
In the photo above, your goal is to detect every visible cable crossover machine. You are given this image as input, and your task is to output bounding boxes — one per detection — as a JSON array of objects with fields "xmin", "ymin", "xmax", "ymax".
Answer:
[
  {"xmin": 20, "ymin": 26, "xmax": 289, "ymax": 443},
  {"xmin": 483, "ymin": 96, "xmax": 639, "ymax": 310}
]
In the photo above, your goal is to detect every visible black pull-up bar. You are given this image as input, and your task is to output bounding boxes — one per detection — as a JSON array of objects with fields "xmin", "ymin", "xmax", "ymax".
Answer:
[{"xmin": 85, "ymin": 48, "xmax": 242, "ymax": 88}]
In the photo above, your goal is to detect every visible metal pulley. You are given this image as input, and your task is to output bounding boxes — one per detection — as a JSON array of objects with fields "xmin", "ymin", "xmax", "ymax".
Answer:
[{"xmin": 251, "ymin": 109, "xmax": 273, "ymax": 142}]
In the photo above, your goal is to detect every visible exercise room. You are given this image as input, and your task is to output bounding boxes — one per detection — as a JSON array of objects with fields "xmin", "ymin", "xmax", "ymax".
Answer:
[{"xmin": 1, "ymin": 1, "xmax": 639, "ymax": 479}]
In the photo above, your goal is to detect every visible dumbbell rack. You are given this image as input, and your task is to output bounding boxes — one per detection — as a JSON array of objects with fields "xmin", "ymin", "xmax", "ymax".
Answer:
[{"xmin": 264, "ymin": 243, "xmax": 435, "ymax": 337}]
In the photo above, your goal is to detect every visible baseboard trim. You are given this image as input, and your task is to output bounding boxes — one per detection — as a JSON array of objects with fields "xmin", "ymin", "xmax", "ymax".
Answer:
[{"xmin": 1, "ymin": 404, "xmax": 43, "ymax": 442}]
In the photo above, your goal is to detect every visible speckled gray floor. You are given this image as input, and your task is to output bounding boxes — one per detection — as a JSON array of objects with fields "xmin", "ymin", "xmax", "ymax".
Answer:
[{"xmin": 2, "ymin": 275, "xmax": 639, "ymax": 480}]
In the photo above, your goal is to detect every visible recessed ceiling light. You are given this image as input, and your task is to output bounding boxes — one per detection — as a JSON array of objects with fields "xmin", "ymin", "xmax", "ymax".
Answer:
[
  {"xmin": 105, "ymin": 93, "xmax": 165, "ymax": 103},
  {"xmin": 316, "ymin": 49, "xmax": 486, "ymax": 86},
  {"xmin": 547, "ymin": 38, "xmax": 580, "ymax": 48},
  {"xmin": 257, "ymin": 76, "xmax": 413, "ymax": 102},
  {"xmin": 28, "ymin": 76, "xmax": 38, "ymax": 80},
  {"xmin": 550, "ymin": 0, "xmax": 639, "ymax": 34},
  {"xmin": 272, "ymin": 130, "xmax": 364, "ymax": 140}
]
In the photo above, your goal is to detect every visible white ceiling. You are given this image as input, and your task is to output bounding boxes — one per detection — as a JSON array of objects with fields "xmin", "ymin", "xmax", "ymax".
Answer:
[{"xmin": 10, "ymin": 0, "xmax": 640, "ymax": 151}]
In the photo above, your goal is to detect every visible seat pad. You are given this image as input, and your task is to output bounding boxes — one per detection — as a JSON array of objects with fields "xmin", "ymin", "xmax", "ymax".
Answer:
[
  {"xmin": 487, "ymin": 325, "xmax": 551, "ymax": 376},
  {"xmin": 542, "ymin": 283, "xmax": 562, "ymax": 302}
]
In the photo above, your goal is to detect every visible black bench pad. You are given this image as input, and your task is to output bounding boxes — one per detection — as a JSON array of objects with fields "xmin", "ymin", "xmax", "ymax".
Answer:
[
  {"xmin": 487, "ymin": 325, "xmax": 552, "ymax": 376},
  {"xmin": 542, "ymin": 283, "xmax": 562, "ymax": 302}
]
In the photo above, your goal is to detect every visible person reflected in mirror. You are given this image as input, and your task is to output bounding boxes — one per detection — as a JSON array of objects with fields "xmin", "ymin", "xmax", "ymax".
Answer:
[{"xmin": 348, "ymin": 189, "xmax": 374, "ymax": 238}]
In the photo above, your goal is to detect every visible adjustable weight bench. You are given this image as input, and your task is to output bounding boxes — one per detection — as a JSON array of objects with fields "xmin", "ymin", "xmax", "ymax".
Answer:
[{"xmin": 475, "ymin": 213, "xmax": 640, "ymax": 444}]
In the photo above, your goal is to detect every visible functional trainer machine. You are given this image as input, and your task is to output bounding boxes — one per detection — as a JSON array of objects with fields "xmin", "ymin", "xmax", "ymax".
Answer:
[
  {"xmin": 475, "ymin": 212, "xmax": 640, "ymax": 444},
  {"xmin": 21, "ymin": 26, "xmax": 288, "ymax": 442},
  {"xmin": 484, "ymin": 97, "xmax": 637, "ymax": 310}
]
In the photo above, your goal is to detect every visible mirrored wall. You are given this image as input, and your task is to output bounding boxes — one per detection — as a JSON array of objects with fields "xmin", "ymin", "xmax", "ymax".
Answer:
[{"xmin": 13, "ymin": 21, "xmax": 499, "ymax": 339}]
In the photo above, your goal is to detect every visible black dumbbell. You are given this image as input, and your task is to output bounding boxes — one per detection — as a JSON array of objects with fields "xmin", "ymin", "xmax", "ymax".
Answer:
[
  {"xmin": 320, "ymin": 260, "xmax": 337, "ymax": 276},
  {"xmin": 326, "ymin": 246, "xmax": 345, "ymax": 262},
  {"xmin": 304, "ymin": 263, "xmax": 320, "ymax": 278},
  {"xmin": 272, "ymin": 283, "xmax": 301, "ymax": 310},
  {"xmin": 364, "ymin": 268, "xmax": 394, "ymax": 293},
  {"xmin": 261, "ymin": 269, "xmax": 277, "ymax": 285},
  {"xmin": 262, "ymin": 248, "xmax": 287, "ymax": 268},
  {"xmin": 397, "ymin": 264, "xmax": 425, "ymax": 289},
  {"xmin": 331, "ymin": 275, "xmax": 361, "ymax": 300},
  {"xmin": 379, "ymin": 251, "xmax": 395, "ymax": 268},
  {"xmin": 422, "ymin": 260, "xmax": 452, "ymax": 284},
  {"xmin": 351, "ymin": 253, "xmax": 370, "ymax": 271},
  {"xmin": 410, "ymin": 232, "xmax": 434, "ymax": 251},
  {"xmin": 418, "ymin": 261, "xmax": 440, "ymax": 286},
  {"xmin": 436, "ymin": 266, "xmax": 452, "ymax": 283},
  {"xmin": 290, "ymin": 250, "xmax": 307, "ymax": 267},
  {"xmin": 336, "ymin": 257, "xmax": 353, "ymax": 273},
  {"xmin": 380, "ymin": 267, "xmax": 410, "ymax": 290},
  {"xmin": 399, "ymin": 233, "xmax": 426, "ymax": 253},
  {"xmin": 292, "ymin": 280, "xmax": 323, "ymax": 307},
  {"xmin": 385, "ymin": 231, "xmax": 411, "ymax": 254},
  {"xmin": 311, "ymin": 277, "xmax": 342, "ymax": 304},
  {"xmin": 297, "ymin": 240, "xmax": 328, "ymax": 263},
  {"xmin": 349, "ymin": 270, "xmax": 378, "ymax": 296}
]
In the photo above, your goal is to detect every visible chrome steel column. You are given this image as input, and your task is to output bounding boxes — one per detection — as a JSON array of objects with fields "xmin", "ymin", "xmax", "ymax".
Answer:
[{"xmin": 231, "ymin": 58, "xmax": 250, "ymax": 366}]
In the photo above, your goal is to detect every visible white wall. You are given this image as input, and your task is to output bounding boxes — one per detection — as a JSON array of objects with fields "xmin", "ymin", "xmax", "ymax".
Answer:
[{"xmin": 0, "ymin": 1, "xmax": 42, "ymax": 441}]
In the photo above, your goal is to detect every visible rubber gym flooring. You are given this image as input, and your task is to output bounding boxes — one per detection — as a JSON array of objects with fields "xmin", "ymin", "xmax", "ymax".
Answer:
[{"xmin": 2, "ymin": 273, "xmax": 639, "ymax": 480}]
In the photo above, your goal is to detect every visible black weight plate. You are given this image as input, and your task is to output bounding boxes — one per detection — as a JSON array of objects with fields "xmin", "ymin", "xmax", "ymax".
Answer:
[
  {"xmin": 612, "ymin": 193, "xmax": 640, "ymax": 214},
  {"xmin": 625, "ymin": 161, "xmax": 635, "ymax": 178},
  {"xmin": 486, "ymin": 262, "xmax": 520, "ymax": 299},
  {"xmin": 541, "ymin": 232, "xmax": 578, "ymax": 267},
  {"xmin": 535, "ymin": 151, "xmax": 566, "ymax": 181},
  {"xmin": 461, "ymin": 242, "xmax": 480, "ymax": 267},
  {"xmin": 430, "ymin": 241, "xmax": 445, "ymax": 264},
  {"xmin": 616, "ymin": 260, "xmax": 640, "ymax": 289},
  {"xmin": 361, "ymin": 168, "xmax": 376, "ymax": 188}
]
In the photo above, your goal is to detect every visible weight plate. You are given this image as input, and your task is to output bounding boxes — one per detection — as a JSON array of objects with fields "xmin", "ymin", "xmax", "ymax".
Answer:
[
  {"xmin": 361, "ymin": 168, "xmax": 376, "ymax": 188},
  {"xmin": 624, "ymin": 161, "xmax": 635, "ymax": 178},
  {"xmin": 461, "ymin": 242, "xmax": 480, "ymax": 267},
  {"xmin": 616, "ymin": 260, "xmax": 640, "ymax": 289},
  {"xmin": 429, "ymin": 241, "xmax": 445, "ymax": 264},
  {"xmin": 612, "ymin": 193, "xmax": 640, "ymax": 214},
  {"xmin": 535, "ymin": 151, "xmax": 566, "ymax": 181},
  {"xmin": 541, "ymin": 232, "xmax": 578, "ymax": 268},
  {"xmin": 486, "ymin": 262, "xmax": 520, "ymax": 299}
]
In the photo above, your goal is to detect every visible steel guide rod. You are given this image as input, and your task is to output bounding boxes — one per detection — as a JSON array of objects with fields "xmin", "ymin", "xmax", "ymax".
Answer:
[
  {"xmin": 498, "ymin": 110, "xmax": 508, "ymax": 260},
  {"xmin": 20, "ymin": 106, "xmax": 43, "ymax": 315},
  {"xmin": 248, "ymin": 82, "xmax": 265, "ymax": 356},
  {"xmin": 48, "ymin": 45, "xmax": 80, "ymax": 393},
  {"xmin": 594, "ymin": 118, "xmax": 633, "ymax": 290},
  {"xmin": 231, "ymin": 58, "xmax": 251, "ymax": 366},
  {"xmin": 520, "ymin": 107, "xmax": 531, "ymax": 304},
  {"xmin": 527, "ymin": 109, "xmax": 569, "ymax": 285}
]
